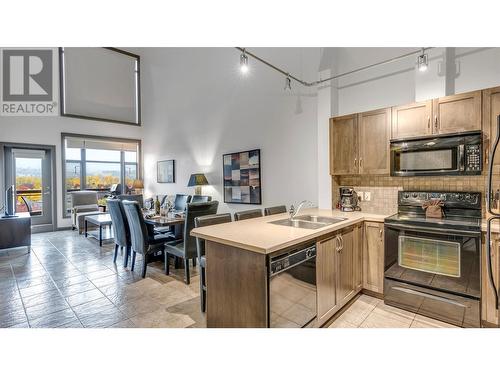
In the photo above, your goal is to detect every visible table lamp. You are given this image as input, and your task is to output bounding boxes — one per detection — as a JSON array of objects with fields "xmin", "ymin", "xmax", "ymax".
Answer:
[
  {"xmin": 132, "ymin": 179, "xmax": 144, "ymax": 194},
  {"xmin": 188, "ymin": 173, "xmax": 208, "ymax": 195}
]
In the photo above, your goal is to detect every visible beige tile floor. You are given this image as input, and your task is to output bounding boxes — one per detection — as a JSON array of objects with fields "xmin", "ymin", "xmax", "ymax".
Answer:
[
  {"xmin": 0, "ymin": 231, "xmax": 458, "ymax": 329},
  {"xmin": 0, "ymin": 230, "xmax": 205, "ymax": 328},
  {"xmin": 328, "ymin": 294, "xmax": 457, "ymax": 328}
]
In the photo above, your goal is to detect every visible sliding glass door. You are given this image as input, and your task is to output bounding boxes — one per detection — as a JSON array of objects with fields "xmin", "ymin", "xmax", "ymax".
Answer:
[{"xmin": 4, "ymin": 146, "xmax": 54, "ymax": 229}]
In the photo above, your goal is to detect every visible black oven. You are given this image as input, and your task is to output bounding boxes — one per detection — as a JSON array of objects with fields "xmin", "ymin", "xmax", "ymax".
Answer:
[
  {"xmin": 390, "ymin": 131, "xmax": 482, "ymax": 176},
  {"xmin": 384, "ymin": 222, "xmax": 481, "ymax": 327}
]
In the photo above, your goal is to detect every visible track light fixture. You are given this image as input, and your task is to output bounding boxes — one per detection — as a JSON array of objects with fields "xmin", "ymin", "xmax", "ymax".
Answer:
[
  {"xmin": 240, "ymin": 49, "xmax": 249, "ymax": 74},
  {"xmin": 417, "ymin": 49, "xmax": 428, "ymax": 72},
  {"xmin": 236, "ymin": 47, "xmax": 433, "ymax": 86},
  {"xmin": 284, "ymin": 74, "xmax": 291, "ymax": 90}
]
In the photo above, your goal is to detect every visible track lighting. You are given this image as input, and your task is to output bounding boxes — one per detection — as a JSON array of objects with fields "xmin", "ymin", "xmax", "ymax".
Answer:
[
  {"xmin": 417, "ymin": 50, "xmax": 428, "ymax": 72},
  {"xmin": 240, "ymin": 49, "xmax": 249, "ymax": 74},
  {"xmin": 284, "ymin": 74, "xmax": 291, "ymax": 90}
]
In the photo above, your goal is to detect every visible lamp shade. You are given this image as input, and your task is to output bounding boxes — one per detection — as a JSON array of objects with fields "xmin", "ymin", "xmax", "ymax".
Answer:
[
  {"xmin": 187, "ymin": 173, "xmax": 209, "ymax": 187},
  {"xmin": 132, "ymin": 179, "xmax": 144, "ymax": 189}
]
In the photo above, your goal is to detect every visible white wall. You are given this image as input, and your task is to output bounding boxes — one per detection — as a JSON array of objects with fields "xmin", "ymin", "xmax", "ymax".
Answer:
[{"xmin": 136, "ymin": 48, "xmax": 320, "ymax": 214}]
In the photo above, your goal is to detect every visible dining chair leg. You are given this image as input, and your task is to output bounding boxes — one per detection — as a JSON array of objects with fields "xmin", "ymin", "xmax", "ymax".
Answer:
[
  {"xmin": 165, "ymin": 252, "xmax": 170, "ymax": 275},
  {"xmin": 141, "ymin": 255, "xmax": 148, "ymax": 278},
  {"xmin": 113, "ymin": 244, "xmax": 119, "ymax": 263},
  {"xmin": 192, "ymin": 257, "xmax": 196, "ymax": 267},
  {"xmin": 200, "ymin": 266, "xmax": 206, "ymax": 312},
  {"xmin": 184, "ymin": 258, "xmax": 190, "ymax": 285},
  {"xmin": 123, "ymin": 245, "xmax": 130, "ymax": 268},
  {"xmin": 131, "ymin": 251, "xmax": 136, "ymax": 272},
  {"xmin": 174, "ymin": 257, "xmax": 179, "ymax": 269}
]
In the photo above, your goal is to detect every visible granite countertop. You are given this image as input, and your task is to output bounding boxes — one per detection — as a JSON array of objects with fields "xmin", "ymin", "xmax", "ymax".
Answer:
[{"xmin": 190, "ymin": 208, "xmax": 392, "ymax": 254}]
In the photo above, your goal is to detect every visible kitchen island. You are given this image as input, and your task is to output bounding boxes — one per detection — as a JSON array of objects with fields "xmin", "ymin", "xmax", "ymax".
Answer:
[{"xmin": 191, "ymin": 208, "xmax": 389, "ymax": 328}]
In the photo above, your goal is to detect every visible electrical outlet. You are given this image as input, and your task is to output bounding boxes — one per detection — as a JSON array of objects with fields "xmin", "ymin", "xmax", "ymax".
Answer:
[
  {"xmin": 357, "ymin": 191, "xmax": 364, "ymax": 201},
  {"xmin": 364, "ymin": 192, "xmax": 371, "ymax": 201}
]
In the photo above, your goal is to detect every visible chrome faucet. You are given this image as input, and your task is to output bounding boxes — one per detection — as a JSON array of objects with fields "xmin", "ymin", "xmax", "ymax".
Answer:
[{"xmin": 289, "ymin": 200, "xmax": 312, "ymax": 220}]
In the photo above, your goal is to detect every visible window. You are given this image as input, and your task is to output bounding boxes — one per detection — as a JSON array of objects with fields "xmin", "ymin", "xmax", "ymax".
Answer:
[{"xmin": 63, "ymin": 135, "xmax": 140, "ymax": 217}]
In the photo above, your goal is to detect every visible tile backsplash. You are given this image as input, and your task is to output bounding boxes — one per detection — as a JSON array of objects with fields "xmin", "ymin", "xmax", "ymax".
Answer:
[
  {"xmin": 342, "ymin": 186, "xmax": 402, "ymax": 215},
  {"xmin": 333, "ymin": 174, "xmax": 488, "ymax": 216}
]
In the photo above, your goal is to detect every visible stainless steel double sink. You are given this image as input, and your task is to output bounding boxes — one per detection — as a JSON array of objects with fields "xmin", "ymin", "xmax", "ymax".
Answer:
[{"xmin": 269, "ymin": 214, "xmax": 347, "ymax": 229}]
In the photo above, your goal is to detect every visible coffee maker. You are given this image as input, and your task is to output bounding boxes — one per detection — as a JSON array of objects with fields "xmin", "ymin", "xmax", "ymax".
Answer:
[{"xmin": 339, "ymin": 187, "xmax": 360, "ymax": 212}]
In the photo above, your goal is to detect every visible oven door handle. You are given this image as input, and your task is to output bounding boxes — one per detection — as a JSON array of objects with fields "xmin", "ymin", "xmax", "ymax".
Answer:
[
  {"xmin": 384, "ymin": 222, "xmax": 481, "ymax": 237},
  {"xmin": 391, "ymin": 286, "xmax": 468, "ymax": 308}
]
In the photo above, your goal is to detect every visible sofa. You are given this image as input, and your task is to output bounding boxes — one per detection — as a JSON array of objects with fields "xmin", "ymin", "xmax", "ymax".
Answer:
[{"xmin": 71, "ymin": 191, "xmax": 101, "ymax": 234}]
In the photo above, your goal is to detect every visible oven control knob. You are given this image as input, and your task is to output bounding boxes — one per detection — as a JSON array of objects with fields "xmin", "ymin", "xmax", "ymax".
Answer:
[
  {"xmin": 306, "ymin": 249, "xmax": 314, "ymax": 258},
  {"xmin": 412, "ymin": 192, "xmax": 418, "ymax": 198},
  {"xmin": 404, "ymin": 193, "xmax": 410, "ymax": 199},
  {"xmin": 465, "ymin": 194, "xmax": 471, "ymax": 201}
]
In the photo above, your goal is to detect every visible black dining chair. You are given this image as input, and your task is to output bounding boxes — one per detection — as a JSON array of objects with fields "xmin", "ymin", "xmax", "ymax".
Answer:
[
  {"xmin": 194, "ymin": 213, "xmax": 232, "ymax": 312},
  {"xmin": 191, "ymin": 195, "xmax": 212, "ymax": 203},
  {"xmin": 264, "ymin": 205, "xmax": 287, "ymax": 216},
  {"xmin": 164, "ymin": 201, "xmax": 219, "ymax": 284},
  {"xmin": 107, "ymin": 199, "xmax": 132, "ymax": 267},
  {"xmin": 174, "ymin": 194, "xmax": 192, "ymax": 211},
  {"xmin": 155, "ymin": 194, "xmax": 192, "ymax": 236},
  {"xmin": 159, "ymin": 194, "xmax": 193, "ymax": 210},
  {"xmin": 234, "ymin": 208, "xmax": 263, "ymax": 221},
  {"xmin": 122, "ymin": 200, "xmax": 171, "ymax": 278}
]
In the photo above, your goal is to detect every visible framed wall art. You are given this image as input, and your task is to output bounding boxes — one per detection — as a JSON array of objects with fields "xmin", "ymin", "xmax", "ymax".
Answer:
[
  {"xmin": 157, "ymin": 160, "xmax": 175, "ymax": 183},
  {"xmin": 223, "ymin": 149, "xmax": 261, "ymax": 204}
]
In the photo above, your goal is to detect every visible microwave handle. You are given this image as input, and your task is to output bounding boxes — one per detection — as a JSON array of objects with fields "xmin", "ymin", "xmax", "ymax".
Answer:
[{"xmin": 458, "ymin": 144, "xmax": 465, "ymax": 171}]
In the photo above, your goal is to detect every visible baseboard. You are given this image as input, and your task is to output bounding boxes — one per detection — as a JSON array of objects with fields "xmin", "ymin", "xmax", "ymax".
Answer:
[
  {"xmin": 481, "ymin": 320, "xmax": 499, "ymax": 328},
  {"xmin": 56, "ymin": 226, "xmax": 73, "ymax": 231},
  {"xmin": 362, "ymin": 289, "xmax": 384, "ymax": 300}
]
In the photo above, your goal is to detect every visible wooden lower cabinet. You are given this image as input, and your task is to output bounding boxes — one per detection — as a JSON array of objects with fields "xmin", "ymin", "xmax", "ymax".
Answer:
[
  {"xmin": 316, "ymin": 224, "xmax": 362, "ymax": 326},
  {"xmin": 482, "ymin": 231, "xmax": 500, "ymax": 326},
  {"xmin": 316, "ymin": 236, "xmax": 339, "ymax": 325},
  {"xmin": 363, "ymin": 222, "xmax": 384, "ymax": 294}
]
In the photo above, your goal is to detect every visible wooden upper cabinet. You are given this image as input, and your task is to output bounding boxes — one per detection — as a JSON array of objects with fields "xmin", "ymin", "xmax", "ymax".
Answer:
[
  {"xmin": 482, "ymin": 87, "xmax": 500, "ymax": 167},
  {"xmin": 433, "ymin": 90, "xmax": 481, "ymax": 135},
  {"xmin": 316, "ymin": 236, "xmax": 338, "ymax": 326},
  {"xmin": 358, "ymin": 108, "xmax": 391, "ymax": 174},
  {"xmin": 330, "ymin": 115, "xmax": 358, "ymax": 175},
  {"xmin": 391, "ymin": 100, "xmax": 432, "ymax": 139}
]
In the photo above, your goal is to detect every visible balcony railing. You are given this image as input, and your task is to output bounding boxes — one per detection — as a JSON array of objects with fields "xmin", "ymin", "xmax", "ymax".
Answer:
[{"xmin": 16, "ymin": 189, "xmax": 42, "ymax": 216}]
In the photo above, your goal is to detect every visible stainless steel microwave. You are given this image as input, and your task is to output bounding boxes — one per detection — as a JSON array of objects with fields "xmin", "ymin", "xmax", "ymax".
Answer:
[{"xmin": 390, "ymin": 131, "xmax": 482, "ymax": 176}]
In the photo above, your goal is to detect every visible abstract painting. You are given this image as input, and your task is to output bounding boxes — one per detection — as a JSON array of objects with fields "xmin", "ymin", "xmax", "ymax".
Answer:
[
  {"xmin": 157, "ymin": 160, "xmax": 175, "ymax": 183},
  {"xmin": 223, "ymin": 149, "xmax": 261, "ymax": 204}
]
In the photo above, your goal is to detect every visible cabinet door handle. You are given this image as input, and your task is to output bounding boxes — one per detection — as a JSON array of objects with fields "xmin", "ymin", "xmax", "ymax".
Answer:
[
  {"xmin": 486, "ymin": 137, "xmax": 490, "ymax": 165},
  {"xmin": 427, "ymin": 116, "xmax": 430, "ymax": 129},
  {"xmin": 340, "ymin": 235, "xmax": 344, "ymax": 251},
  {"xmin": 354, "ymin": 158, "xmax": 357, "ymax": 167},
  {"xmin": 336, "ymin": 236, "xmax": 342, "ymax": 253},
  {"xmin": 379, "ymin": 229, "xmax": 383, "ymax": 238},
  {"xmin": 359, "ymin": 158, "xmax": 363, "ymax": 167},
  {"xmin": 434, "ymin": 115, "xmax": 438, "ymax": 132}
]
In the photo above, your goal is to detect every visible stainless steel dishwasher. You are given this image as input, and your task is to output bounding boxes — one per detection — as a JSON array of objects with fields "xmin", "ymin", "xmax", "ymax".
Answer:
[{"xmin": 269, "ymin": 244, "xmax": 317, "ymax": 328}]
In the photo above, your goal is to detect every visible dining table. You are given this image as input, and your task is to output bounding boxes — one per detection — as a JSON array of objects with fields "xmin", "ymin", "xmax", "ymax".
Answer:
[{"xmin": 143, "ymin": 214, "xmax": 185, "ymax": 227}]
